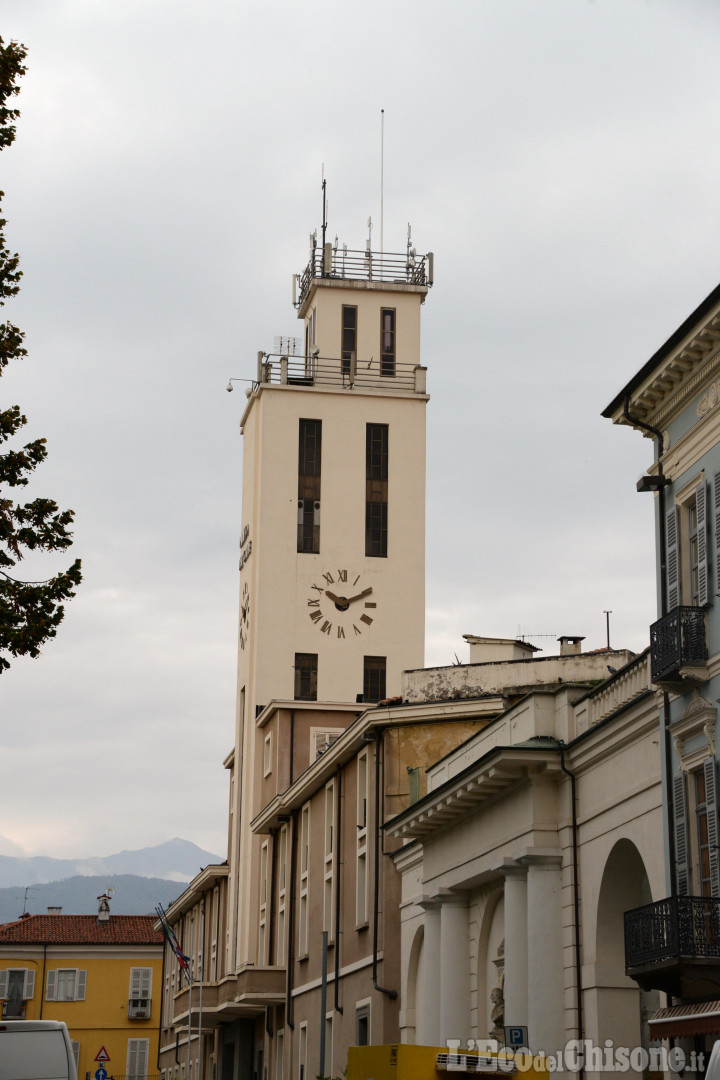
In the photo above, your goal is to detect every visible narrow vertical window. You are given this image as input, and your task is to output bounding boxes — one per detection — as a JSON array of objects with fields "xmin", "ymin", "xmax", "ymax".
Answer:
[
  {"xmin": 277, "ymin": 822, "xmax": 288, "ymax": 965},
  {"xmin": 363, "ymin": 656, "xmax": 386, "ymax": 703},
  {"xmin": 258, "ymin": 840, "xmax": 269, "ymax": 963},
  {"xmin": 342, "ymin": 305, "xmax": 357, "ymax": 375},
  {"xmin": 294, "ymin": 653, "xmax": 318, "ymax": 701},
  {"xmin": 356, "ymin": 751, "xmax": 368, "ymax": 926},
  {"xmin": 366, "ymin": 424, "xmax": 388, "ymax": 557},
  {"xmin": 299, "ymin": 1022, "xmax": 307, "ymax": 1080},
  {"xmin": 298, "ymin": 805, "xmax": 311, "ymax": 955},
  {"xmin": 324, "ymin": 781, "xmax": 335, "ymax": 939},
  {"xmin": 380, "ymin": 308, "xmax": 395, "ymax": 376},
  {"xmin": 355, "ymin": 1003, "xmax": 370, "ymax": 1045},
  {"xmin": 298, "ymin": 419, "xmax": 321, "ymax": 553}
]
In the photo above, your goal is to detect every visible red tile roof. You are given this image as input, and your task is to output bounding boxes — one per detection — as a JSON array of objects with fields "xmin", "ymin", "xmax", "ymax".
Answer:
[{"xmin": 0, "ymin": 915, "xmax": 163, "ymax": 946}]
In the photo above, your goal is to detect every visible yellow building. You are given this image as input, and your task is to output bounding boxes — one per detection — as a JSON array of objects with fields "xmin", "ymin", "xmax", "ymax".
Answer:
[{"xmin": 0, "ymin": 896, "xmax": 163, "ymax": 1079}]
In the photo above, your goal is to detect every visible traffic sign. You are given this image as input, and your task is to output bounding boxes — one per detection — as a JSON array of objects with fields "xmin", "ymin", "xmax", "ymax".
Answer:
[
  {"xmin": 95, "ymin": 1047, "xmax": 110, "ymax": 1063},
  {"xmin": 95, "ymin": 1069, "xmax": 108, "ymax": 1080},
  {"xmin": 504, "ymin": 1026, "xmax": 529, "ymax": 1049}
]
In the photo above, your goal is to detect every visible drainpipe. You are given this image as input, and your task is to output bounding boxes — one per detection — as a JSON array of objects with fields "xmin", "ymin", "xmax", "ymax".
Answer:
[
  {"xmin": 372, "ymin": 730, "xmax": 397, "ymax": 1000},
  {"xmin": 622, "ymin": 397, "xmax": 677, "ymax": 896},
  {"xmin": 559, "ymin": 744, "xmax": 584, "ymax": 1080},
  {"xmin": 334, "ymin": 764, "xmax": 343, "ymax": 1015}
]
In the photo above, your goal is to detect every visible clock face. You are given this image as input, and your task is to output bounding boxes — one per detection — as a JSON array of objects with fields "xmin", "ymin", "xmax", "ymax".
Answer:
[
  {"xmin": 239, "ymin": 581, "xmax": 250, "ymax": 651},
  {"xmin": 306, "ymin": 568, "xmax": 376, "ymax": 641}
]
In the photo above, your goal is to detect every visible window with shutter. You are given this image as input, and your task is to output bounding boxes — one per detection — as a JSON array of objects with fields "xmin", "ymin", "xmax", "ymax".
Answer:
[
  {"xmin": 674, "ymin": 772, "xmax": 689, "ymax": 895},
  {"xmin": 128, "ymin": 967, "xmax": 152, "ymax": 1018},
  {"xmin": 1, "ymin": 969, "xmax": 28, "ymax": 1018},
  {"xmin": 666, "ymin": 480, "xmax": 713, "ymax": 609},
  {"xmin": 704, "ymin": 757, "xmax": 720, "ymax": 897},
  {"xmin": 127, "ymin": 1037, "xmax": 150, "ymax": 1079},
  {"xmin": 46, "ymin": 970, "xmax": 57, "ymax": 1001}
]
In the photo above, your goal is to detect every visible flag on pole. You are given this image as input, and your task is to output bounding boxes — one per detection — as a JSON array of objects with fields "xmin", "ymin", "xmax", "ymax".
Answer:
[{"xmin": 155, "ymin": 903, "xmax": 192, "ymax": 983}]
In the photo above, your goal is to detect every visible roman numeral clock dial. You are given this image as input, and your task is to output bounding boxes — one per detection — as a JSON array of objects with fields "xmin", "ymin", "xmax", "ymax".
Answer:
[{"xmin": 306, "ymin": 569, "xmax": 377, "ymax": 640}]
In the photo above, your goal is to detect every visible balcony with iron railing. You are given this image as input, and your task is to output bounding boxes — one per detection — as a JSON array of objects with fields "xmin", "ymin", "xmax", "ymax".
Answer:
[
  {"xmin": 296, "ymin": 245, "xmax": 433, "ymax": 308},
  {"xmin": 625, "ymin": 894, "xmax": 720, "ymax": 997},
  {"xmin": 649, "ymin": 605, "xmax": 708, "ymax": 685},
  {"xmin": 252, "ymin": 351, "xmax": 427, "ymax": 396}
]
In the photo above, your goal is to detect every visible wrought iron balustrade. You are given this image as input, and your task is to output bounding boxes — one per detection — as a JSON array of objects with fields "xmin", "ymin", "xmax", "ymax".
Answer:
[
  {"xmin": 625, "ymin": 894, "xmax": 720, "ymax": 971},
  {"xmin": 649, "ymin": 605, "xmax": 707, "ymax": 683}
]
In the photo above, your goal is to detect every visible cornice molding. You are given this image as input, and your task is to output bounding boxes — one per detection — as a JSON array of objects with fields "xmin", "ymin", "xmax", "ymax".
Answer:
[{"xmin": 614, "ymin": 309, "xmax": 720, "ymax": 429}]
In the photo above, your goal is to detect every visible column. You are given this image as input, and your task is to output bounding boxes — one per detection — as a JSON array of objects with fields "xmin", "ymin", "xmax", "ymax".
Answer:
[
  {"xmin": 499, "ymin": 863, "xmax": 528, "ymax": 1033},
  {"xmin": 418, "ymin": 900, "xmax": 441, "ymax": 1046},
  {"xmin": 523, "ymin": 853, "xmax": 565, "ymax": 1057},
  {"xmin": 439, "ymin": 893, "xmax": 470, "ymax": 1047}
]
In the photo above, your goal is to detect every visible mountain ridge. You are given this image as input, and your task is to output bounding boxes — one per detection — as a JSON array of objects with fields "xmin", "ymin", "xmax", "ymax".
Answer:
[{"xmin": 0, "ymin": 838, "xmax": 222, "ymax": 889}]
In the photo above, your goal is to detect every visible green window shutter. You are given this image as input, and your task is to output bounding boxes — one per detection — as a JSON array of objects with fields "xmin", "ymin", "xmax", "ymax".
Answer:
[
  {"xmin": 0, "ymin": 970, "xmax": 7, "ymax": 999},
  {"xmin": 705, "ymin": 757, "xmax": 720, "ymax": 897},
  {"xmin": 76, "ymin": 970, "xmax": 87, "ymax": 1001},
  {"xmin": 667, "ymin": 507, "xmax": 679, "ymax": 610},
  {"xmin": 697, "ymin": 482, "xmax": 709, "ymax": 606},
  {"xmin": 23, "ymin": 970, "xmax": 35, "ymax": 1000},
  {"xmin": 674, "ymin": 772, "xmax": 690, "ymax": 895}
]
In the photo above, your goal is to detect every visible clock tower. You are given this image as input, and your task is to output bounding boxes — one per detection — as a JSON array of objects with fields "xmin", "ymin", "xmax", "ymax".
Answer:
[{"xmin": 227, "ymin": 230, "xmax": 433, "ymax": 971}]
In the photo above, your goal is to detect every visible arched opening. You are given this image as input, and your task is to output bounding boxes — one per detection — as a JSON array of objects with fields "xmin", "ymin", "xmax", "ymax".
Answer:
[{"xmin": 591, "ymin": 839, "xmax": 658, "ymax": 1079}]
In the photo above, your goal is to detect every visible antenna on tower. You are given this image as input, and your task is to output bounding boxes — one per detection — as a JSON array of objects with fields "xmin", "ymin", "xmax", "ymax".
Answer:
[
  {"xmin": 380, "ymin": 108, "xmax": 385, "ymax": 258},
  {"xmin": 321, "ymin": 165, "xmax": 328, "ymax": 253}
]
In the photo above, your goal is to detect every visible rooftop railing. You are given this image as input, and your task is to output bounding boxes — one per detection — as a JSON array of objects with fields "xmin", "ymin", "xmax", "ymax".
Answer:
[
  {"xmin": 296, "ymin": 246, "xmax": 432, "ymax": 306},
  {"xmin": 253, "ymin": 352, "xmax": 427, "ymax": 395}
]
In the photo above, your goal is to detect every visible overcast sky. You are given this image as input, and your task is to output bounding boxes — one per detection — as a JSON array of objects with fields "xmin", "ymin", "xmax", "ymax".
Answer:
[{"xmin": 2, "ymin": 0, "xmax": 719, "ymax": 861}]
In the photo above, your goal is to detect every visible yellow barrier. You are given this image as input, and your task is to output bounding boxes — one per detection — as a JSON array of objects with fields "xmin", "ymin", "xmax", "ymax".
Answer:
[{"xmin": 346, "ymin": 1044, "xmax": 550, "ymax": 1080}]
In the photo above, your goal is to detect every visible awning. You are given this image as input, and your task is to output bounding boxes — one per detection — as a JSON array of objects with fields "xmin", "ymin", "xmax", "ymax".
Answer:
[{"xmin": 649, "ymin": 1001, "xmax": 720, "ymax": 1038}]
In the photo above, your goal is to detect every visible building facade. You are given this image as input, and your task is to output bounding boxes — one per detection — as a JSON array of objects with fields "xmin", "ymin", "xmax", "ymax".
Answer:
[
  {"xmin": 0, "ymin": 900, "xmax": 163, "ymax": 1079},
  {"xmin": 604, "ymin": 283, "xmax": 720, "ymax": 1061},
  {"xmin": 388, "ymin": 641, "xmax": 664, "ymax": 1080},
  {"xmin": 159, "ymin": 233, "xmax": 438, "ymax": 1078}
]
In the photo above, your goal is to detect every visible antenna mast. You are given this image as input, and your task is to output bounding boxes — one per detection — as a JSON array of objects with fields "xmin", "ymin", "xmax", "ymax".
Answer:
[
  {"xmin": 380, "ymin": 108, "xmax": 384, "ymax": 257},
  {"xmin": 321, "ymin": 166, "xmax": 327, "ymax": 253}
]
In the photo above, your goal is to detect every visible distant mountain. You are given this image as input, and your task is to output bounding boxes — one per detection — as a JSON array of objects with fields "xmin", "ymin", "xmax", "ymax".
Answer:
[
  {"xmin": 0, "ymin": 874, "xmax": 191, "ymax": 924},
  {"xmin": 0, "ymin": 838, "xmax": 222, "ymax": 889}
]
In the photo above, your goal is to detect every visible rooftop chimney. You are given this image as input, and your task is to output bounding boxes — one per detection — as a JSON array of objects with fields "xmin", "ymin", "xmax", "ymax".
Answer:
[
  {"xmin": 47, "ymin": 906, "xmax": 62, "ymax": 914},
  {"xmin": 97, "ymin": 892, "xmax": 111, "ymax": 923},
  {"xmin": 558, "ymin": 635, "xmax": 584, "ymax": 657}
]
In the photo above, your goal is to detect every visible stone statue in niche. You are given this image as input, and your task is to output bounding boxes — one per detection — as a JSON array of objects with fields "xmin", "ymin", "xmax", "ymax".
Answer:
[{"xmin": 489, "ymin": 938, "xmax": 505, "ymax": 1042}]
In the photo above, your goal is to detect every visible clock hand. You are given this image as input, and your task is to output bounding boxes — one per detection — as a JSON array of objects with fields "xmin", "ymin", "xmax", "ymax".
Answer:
[
  {"xmin": 344, "ymin": 586, "xmax": 373, "ymax": 605},
  {"xmin": 324, "ymin": 590, "xmax": 345, "ymax": 606}
]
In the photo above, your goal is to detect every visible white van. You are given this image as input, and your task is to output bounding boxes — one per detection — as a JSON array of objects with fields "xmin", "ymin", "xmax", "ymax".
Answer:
[{"xmin": 0, "ymin": 1020, "xmax": 78, "ymax": 1080}]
